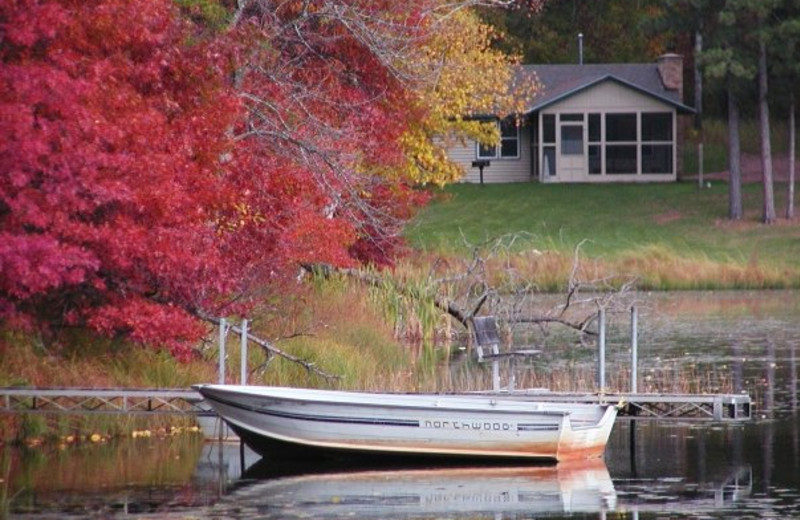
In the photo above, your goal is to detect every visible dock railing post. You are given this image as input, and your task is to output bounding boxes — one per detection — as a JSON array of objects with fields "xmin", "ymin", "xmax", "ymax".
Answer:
[
  {"xmin": 631, "ymin": 305, "xmax": 638, "ymax": 394},
  {"xmin": 240, "ymin": 319, "xmax": 248, "ymax": 385},
  {"xmin": 492, "ymin": 349, "xmax": 500, "ymax": 392},
  {"xmin": 598, "ymin": 308, "xmax": 606, "ymax": 392},
  {"xmin": 219, "ymin": 318, "xmax": 227, "ymax": 384}
]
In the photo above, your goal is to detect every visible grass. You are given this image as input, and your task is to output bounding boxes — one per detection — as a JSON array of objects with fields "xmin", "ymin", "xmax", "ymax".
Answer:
[{"xmin": 405, "ymin": 181, "xmax": 800, "ymax": 289}]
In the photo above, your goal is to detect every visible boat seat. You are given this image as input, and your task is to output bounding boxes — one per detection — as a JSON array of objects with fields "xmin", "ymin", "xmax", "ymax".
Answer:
[
  {"xmin": 471, "ymin": 316, "xmax": 500, "ymax": 361},
  {"xmin": 471, "ymin": 316, "xmax": 542, "ymax": 361}
]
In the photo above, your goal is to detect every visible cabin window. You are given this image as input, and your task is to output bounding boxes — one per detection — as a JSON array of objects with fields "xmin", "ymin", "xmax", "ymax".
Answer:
[{"xmin": 477, "ymin": 118, "xmax": 520, "ymax": 159}]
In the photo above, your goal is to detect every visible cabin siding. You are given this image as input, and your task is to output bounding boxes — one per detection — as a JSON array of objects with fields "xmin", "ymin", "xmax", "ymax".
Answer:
[
  {"xmin": 448, "ymin": 127, "xmax": 533, "ymax": 184},
  {"xmin": 552, "ymin": 81, "xmax": 669, "ymax": 112}
]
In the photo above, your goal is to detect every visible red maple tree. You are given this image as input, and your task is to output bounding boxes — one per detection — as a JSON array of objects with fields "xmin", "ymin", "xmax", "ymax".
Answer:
[
  {"xmin": 0, "ymin": 0, "xmax": 430, "ymax": 355},
  {"xmin": 2, "ymin": 0, "xmax": 538, "ymax": 355}
]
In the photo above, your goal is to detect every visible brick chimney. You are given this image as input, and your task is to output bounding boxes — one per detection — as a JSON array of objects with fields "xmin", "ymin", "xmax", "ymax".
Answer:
[{"xmin": 657, "ymin": 53, "xmax": 683, "ymax": 102}]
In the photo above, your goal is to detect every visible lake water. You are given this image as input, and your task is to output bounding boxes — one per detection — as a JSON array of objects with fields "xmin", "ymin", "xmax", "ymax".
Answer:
[{"xmin": 4, "ymin": 290, "xmax": 799, "ymax": 519}]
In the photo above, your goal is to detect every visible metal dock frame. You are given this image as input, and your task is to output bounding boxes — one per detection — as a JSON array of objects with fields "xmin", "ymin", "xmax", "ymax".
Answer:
[
  {"xmin": 0, "ymin": 388, "xmax": 207, "ymax": 416},
  {"xmin": 473, "ymin": 390, "xmax": 752, "ymax": 422}
]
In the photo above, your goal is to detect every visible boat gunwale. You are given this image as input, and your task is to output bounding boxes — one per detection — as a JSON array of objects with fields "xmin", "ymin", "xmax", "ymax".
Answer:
[
  {"xmin": 194, "ymin": 385, "xmax": 616, "ymax": 418},
  {"xmin": 196, "ymin": 385, "xmax": 580, "ymax": 419}
]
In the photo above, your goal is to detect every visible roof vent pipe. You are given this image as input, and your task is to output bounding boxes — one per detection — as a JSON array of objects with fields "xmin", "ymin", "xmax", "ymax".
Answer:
[{"xmin": 578, "ymin": 33, "xmax": 584, "ymax": 64}]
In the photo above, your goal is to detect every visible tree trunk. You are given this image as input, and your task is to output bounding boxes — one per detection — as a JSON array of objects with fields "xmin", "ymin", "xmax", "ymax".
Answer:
[
  {"xmin": 695, "ymin": 29, "xmax": 704, "ymax": 190},
  {"xmin": 758, "ymin": 37, "xmax": 776, "ymax": 224},
  {"xmin": 728, "ymin": 75, "xmax": 743, "ymax": 220},
  {"xmin": 788, "ymin": 93, "xmax": 796, "ymax": 220}
]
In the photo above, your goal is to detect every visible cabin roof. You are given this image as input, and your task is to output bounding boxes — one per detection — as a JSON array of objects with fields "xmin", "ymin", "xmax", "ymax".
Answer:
[{"xmin": 517, "ymin": 63, "xmax": 695, "ymax": 115}]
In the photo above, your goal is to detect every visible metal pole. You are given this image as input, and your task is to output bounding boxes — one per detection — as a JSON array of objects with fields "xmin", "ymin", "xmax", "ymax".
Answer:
[
  {"xmin": 598, "ymin": 308, "xmax": 606, "ymax": 391},
  {"xmin": 698, "ymin": 142, "xmax": 704, "ymax": 189},
  {"xmin": 219, "ymin": 318, "xmax": 226, "ymax": 385},
  {"xmin": 240, "ymin": 319, "xmax": 248, "ymax": 385},
  {"xmin": 631, "ymin": 305, "xmax": 638, "ymax": 393}
]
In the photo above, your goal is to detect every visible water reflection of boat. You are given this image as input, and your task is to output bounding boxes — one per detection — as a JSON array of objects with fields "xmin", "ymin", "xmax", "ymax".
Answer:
[
  {"xmin": 217, "ymin": 460, "xmax": 617, "ymax": 519},
  {"xmin": 194, "ymin": 385, "xmax": 618, "ymax": 462}
]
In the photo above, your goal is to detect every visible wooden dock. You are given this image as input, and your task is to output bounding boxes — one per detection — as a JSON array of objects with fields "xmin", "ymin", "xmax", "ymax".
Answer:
[{"xmin": 0, "ymin": 387, "xmax": 751, "ymax": 422}]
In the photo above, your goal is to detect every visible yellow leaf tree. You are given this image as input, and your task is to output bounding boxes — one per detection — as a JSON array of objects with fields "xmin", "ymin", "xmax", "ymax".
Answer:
[{"xmin": 397, "ymin": 8, "xmax": 540, "ymax": 186}]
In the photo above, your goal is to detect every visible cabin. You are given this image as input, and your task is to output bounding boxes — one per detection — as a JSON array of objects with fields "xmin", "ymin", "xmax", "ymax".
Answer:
[{"xmin": 449, "ymin": 54, "xmax": 695, "ymax": 184}]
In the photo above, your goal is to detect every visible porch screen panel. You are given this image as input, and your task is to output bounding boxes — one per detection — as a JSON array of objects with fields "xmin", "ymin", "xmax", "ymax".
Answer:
[
  {"xmin": 588, "ymin": 113, "xmax": 601, "ymax": 175},
  {"xmin": 606, "ymin": 113, "xmax": 637, "ymax": 174},
  {"xmin": 606, "ymin": 145, "xmax": 637, "ymax": 174},
  {"xmin": 543, "ymin": 147, "xmax": 556, "ymax": 176},
  {"xmin": 642, "ymin": 145, "xmax": 672, "ymax": 173},
  {"xmin": 606, "ymin": 113, "xmax": 637, "ymax": 141},
  {"xmin": 641, "ymin": 112, "xmax": 672, "ymax": 141},
  {"xmin": 641, "ymin": 112, "xmax": 673, "ymax": 174},
  {"xmin": 543, "ymin": 114, "xmax": 556, "ymax": 143},
  {"xmin": 542, "ymin": 114, "xmax": 556, "ymax": 176},
  {"xmin": 589, "ymin": 145, "xmax": 602, "ymax": 174}
]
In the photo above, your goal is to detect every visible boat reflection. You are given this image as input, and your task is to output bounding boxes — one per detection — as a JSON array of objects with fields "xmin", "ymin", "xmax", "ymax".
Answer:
[{"xmin": 221, "ymin": 459, "xmax": 617, "ymax": 519}]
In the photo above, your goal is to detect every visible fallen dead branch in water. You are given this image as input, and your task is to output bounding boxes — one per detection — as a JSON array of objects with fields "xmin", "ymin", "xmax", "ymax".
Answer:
[{"xmin": 304, "ymin": 236, "xmax": 639, "ymax": 348}]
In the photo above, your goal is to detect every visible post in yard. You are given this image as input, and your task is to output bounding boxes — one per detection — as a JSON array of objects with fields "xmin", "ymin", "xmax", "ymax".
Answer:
[
  {"xmin": 597, "ymin": 308, "xmax": 606, "ymax": 391},
  {"xmin": 631, "ymin": 305, "xmax": 639, "ymax": 393}
]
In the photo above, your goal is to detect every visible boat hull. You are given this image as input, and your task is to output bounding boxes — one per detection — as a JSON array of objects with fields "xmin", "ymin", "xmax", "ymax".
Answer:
[{"xmin": 194, "ymin": 385, "xmax": 617, "ymax": 462}]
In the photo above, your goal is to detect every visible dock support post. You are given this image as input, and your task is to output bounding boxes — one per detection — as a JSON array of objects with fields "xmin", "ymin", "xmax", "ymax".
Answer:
[
  {"xmin": 491, "ymin": 343, "xmax": 500, "ymax": 391},
  {"xmin": 631, "ymin": 306, "xmax": 638, "ymax": 393},
  {"xmin": 240, "ymin": 319, "xmax": 248, "ymax": 385},
  {"xmin": 598, "ymin": 308, "xmax": 606, "ymax": 391},
  {"xmin": 219, "ymin": 318, "xmax": 227, "ymax": 384},
  {"xmin": 713, "ymin": 396, "xmax": 723, "ymax": 421}
]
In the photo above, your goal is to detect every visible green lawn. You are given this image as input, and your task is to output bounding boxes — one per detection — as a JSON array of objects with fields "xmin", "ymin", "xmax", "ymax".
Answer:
[{"xmin": 406, "ymin": 181, "xmax": 800, "ymax": 269}]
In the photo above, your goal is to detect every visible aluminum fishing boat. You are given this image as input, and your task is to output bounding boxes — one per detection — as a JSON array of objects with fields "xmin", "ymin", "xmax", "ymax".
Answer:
[{"xmin": 194, "ymin": 384, "xmax": 618, "ymax": 462}]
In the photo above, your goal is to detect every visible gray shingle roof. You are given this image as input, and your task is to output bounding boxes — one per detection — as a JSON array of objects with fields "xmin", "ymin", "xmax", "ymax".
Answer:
[{"xmin": 516, "ymin": 63, "xmax": 695, "ymax": 114}]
